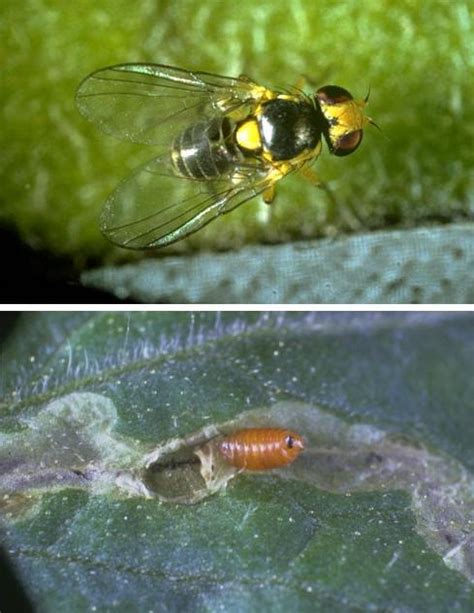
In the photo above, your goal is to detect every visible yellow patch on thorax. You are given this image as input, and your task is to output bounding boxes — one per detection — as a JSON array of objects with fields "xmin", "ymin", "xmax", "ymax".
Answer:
[{"xmin": 235, "ymin": 118, "xmax": 262, "ymax": 152}]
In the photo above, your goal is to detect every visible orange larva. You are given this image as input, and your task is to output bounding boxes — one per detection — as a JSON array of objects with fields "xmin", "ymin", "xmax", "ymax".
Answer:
[{"xmin": 217, "ymin": 428, "xmax": 304, "ymax": 471}]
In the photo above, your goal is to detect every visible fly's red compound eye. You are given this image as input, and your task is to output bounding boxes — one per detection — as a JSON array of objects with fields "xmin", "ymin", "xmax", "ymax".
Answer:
[
  {"xmin": 332, "ymin": 129, "xmax": 363, "ymax": 156},
  {"xmin": 315, "ymin": 85, "xmax": 367, "ymax": 157},
  {"xmin": 315, "ymin": 85, "xmax": 354, "ymax": 105}
]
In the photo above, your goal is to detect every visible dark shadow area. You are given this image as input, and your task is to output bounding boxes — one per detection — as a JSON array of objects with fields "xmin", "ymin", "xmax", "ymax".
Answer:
[
  {"xmin": 0, "ymin": 546, "xmax": 34, "ymax": 613},
  {"xmin": 0, "ymin": 227, "xmax": 132, "ymax": 304},
  {"xmin": 0, "ymin": 312, "xmax": 21, "ymax": 346}
]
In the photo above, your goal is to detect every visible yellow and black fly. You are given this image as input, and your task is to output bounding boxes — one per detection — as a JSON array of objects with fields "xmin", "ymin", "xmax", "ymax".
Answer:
[{"xmin": 76, "ymin": 63, "xmax": 372, "ymax": 249}]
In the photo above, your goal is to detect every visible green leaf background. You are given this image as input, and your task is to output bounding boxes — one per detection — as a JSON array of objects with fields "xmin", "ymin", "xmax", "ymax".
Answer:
[
  {"xmin": 1, "ymin": 0, "xmax": 473, "ymax": 264},
  {"xmin": 1, "ymin": 312, "xmax": 473, "ymax": 610}
]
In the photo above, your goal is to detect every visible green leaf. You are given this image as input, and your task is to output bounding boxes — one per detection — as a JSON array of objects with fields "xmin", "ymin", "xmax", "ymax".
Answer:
[
  {"xmin": 1, "ymin": 313, "xmax": 473, "ymax": 610},
  {"xmin": 81, "ymin": 224, "xmax": 474, "ymax": 303},
  {"xmin": 1, "ymin": 0, "xmax": 473, "ymax": 260}
]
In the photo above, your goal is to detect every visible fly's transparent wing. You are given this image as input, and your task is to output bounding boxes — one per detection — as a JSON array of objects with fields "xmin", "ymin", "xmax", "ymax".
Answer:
[
  {"xmin": 100, "ymin": 155, "xmax": 275, "ymax": 249},
  {"xmin": 76, "ymin": 63, "xmax": 258, "ymax": 146}
]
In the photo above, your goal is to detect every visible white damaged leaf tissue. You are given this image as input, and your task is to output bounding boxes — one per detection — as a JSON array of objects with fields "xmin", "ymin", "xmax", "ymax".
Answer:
[{"xmin": 1, "ymin": 393, "xmax": 472, "ymax": 581}]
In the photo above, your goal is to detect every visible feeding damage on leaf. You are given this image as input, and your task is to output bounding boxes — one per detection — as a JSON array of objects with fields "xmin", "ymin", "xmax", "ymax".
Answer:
[
  {"xmin": 1, "ymin": 394, "xmax": 473, "ymax": 581},
  {"xmin": 142, "ymin": 426, "xmax": 305, "ymax": 503}
]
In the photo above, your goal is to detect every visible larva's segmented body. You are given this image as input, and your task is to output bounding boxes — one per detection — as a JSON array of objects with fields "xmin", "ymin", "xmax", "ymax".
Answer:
[{"xmin": 218, "ymin": 428, "xmax": 304, "ymax": 471}]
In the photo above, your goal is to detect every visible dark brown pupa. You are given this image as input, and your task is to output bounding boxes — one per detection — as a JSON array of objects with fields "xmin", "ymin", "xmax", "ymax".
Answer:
[{"xmin": 217, "ymin": 428, "xmax": 304, "ymax": 471}]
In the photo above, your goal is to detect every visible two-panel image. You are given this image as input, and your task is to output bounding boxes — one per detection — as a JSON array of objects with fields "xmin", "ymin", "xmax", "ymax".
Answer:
[{"xmin": 1, "ymin": 2, "xmax": 473, "ymax": 612}]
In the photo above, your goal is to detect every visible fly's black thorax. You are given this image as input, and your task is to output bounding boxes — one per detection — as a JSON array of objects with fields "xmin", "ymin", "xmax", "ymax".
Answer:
[
  {"xmin": 258, "ymin": 98, "xmax": 322, "ymax": 161},
  {"xmin": 171, "ymin": 117, "xmax": 241, "ymax": 179}
]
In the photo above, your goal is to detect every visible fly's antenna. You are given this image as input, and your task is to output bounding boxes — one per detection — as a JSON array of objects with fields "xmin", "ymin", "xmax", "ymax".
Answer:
[
  {"xmin": 364, "ymin": 85, "xmax": 383, "ymax": 134},
  {"xmin": 369, "ymin": 118, "xmax": 382, "ymax": 133}
]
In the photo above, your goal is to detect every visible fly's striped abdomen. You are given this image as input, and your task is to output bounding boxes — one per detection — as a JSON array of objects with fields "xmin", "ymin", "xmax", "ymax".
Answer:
[
  {"xmin": 171, "ymin": 117, "xmax": 241, "ymax": 179},
  {"xmin": 218, "ymin": 428, "xmax": 304, "ymax": 471},
  {"xmin": 77, "ymin": 63, "xmax": 372, "ymax": 250}
]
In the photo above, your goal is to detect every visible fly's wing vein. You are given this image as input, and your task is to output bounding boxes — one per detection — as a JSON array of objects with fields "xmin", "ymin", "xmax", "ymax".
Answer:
[
  {"xmin": 100, "ymin": 154, "xmax": 273, "ymax": 249},
  {"xmin": 76, "ymin": 63, "xmax": 259, "ymax": 146}
]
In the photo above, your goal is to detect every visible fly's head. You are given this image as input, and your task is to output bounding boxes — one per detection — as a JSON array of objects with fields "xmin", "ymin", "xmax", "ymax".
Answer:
[{"xmin": 315, "ymin": 85, "xmax": 375, "ymax": 157}]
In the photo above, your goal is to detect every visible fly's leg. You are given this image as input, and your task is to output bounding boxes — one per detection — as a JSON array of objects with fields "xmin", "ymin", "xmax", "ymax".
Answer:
[
  {"xmin": 320, "ymin": 180, "xmax": 365, "ymax": 232},
  {"xmin": 263, "ymin": 184, "xmax": 276, "ymax": 204},
  {"xmin": 293, "ymin": 70, "xmax": 332, "ymax": 93},
  {"xmin": 299, "ymin": 165, "xmax": 322, "ymax": 187},
  {"xmin": 299, "ymin": 166, "xmax": 364, "ymax": 233},
  {"xmin": 292, "ymin": 75, "xmax": 308, "ymax": 93},
  {"xmin": 252, "ymin": 184, "xmax": 276, "ymax": 225}
]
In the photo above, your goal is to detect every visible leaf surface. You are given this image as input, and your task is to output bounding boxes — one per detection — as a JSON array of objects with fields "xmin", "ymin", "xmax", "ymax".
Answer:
[{"xmin": 1, "ymin": 313, "xmax": 473, "ymax": 610}]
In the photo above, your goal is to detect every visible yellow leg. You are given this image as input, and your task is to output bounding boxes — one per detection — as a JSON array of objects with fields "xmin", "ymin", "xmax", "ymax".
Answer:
[
  {"xmin": 299, "ymin": 165, "xmax": 322, "ymax": 187},
  {"xmin": 263, "ymin": 184, "xmax": 276, "ymax": 204},
  {"xmin": 293, "ymin": 76, "xmax": 307, "ymax": 92},
  {"xmin": 316, "ymin": 178, "xmax": 364, "ymax": 231},
  {"xmin": 292, "ymin": 74, "xmax": 320, "ymax": 93}
]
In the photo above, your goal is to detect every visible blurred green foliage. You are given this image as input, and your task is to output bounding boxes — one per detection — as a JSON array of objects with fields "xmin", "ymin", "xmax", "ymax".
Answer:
[{"xmin": 1, "ymin": 0, "xmax": 473, "ymax": 261}]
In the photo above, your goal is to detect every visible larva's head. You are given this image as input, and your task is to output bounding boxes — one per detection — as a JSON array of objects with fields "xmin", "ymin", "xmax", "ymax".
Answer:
[
  {"xmin": 315, "ymin": 85, "xmax": 373, "ymax": 157},
  {"xmin": 282, "ymin": 431, "xmax": 305, "ymax": 462}
]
